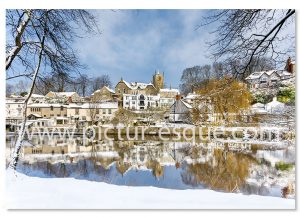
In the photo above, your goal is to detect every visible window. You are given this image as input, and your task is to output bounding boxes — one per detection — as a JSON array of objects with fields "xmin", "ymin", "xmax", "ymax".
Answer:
[
  {"xmin": 108, "ymin": 109, "xmax": 112, "ymax": 114},
  {"xmin": 75, "ymin": 108, "xmax": 79, "ymax": 115},
  {"xmin": 57, "ymin": 120, "xmax": 63, "ymax": 125},
  {"xmin": 82, "ymin": 116, "xmax": 86, "ymax": 120},
  {"xmin": 60, "ymin": 106, "xmax": 64, "ymax": 111},
  {"xmin": 50, "ymin": 106, "xmax": 54, "ymax": 111},
  {"xmin": 103, "ymin": 109, "xmax": 106, "ymax": 114}
]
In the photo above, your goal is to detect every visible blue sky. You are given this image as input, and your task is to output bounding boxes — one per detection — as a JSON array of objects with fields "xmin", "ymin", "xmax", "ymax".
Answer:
[{"xmin": 75, "ymin": 10, "xmax": 214, "ymax": 88}]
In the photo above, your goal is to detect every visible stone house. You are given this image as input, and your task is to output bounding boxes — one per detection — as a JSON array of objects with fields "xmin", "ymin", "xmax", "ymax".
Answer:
[
  {"xmin": 245, "ymin": 70, "xmax": 293, "ymax": 89},
  {"xmin": 91, "ymin": 86, "xmax": 116, "ymax": 101},
  {"xmin": 46, "ymin": 91, "xmax": 81, "ymax": 103}
]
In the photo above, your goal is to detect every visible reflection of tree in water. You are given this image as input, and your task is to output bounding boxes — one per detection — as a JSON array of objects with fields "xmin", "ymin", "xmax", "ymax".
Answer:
[
  {"xmin": 146, "ymin": 160, "xmax": 164, "ymax": 178},
  {"xmin": 181, "ymin": 149, "xmax": 257, "ymax": 192},
  {"xmin": 116, "ymin": 160, "xmax": 131, "ymax": 176}
]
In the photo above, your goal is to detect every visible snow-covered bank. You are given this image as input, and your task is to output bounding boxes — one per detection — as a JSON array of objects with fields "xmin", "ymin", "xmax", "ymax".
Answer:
[{"xmin": 6, "ymin": 171, "xmax": 295, "ymax": 209}]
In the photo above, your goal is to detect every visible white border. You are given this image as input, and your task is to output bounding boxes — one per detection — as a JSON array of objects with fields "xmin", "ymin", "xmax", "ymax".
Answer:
[{"xmin": 0, "ymin": 0, "xmax": 299, "ymax": 218}]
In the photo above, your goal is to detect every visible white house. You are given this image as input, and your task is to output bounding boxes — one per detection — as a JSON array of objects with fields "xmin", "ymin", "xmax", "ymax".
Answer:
[
  {"xmin": 159, "ymin": 88, "xmax": 179, "ymax": 108},
  {"xmin": 6, "ymin": 97, "xmax": 25, "ymax": 119},
  {"xmin": 183, "ymin": 92, "xmax": 201, "ymax": 106},
  {"xmin": 250, "ymin": 103, "xmax": 267, "ymax": 114},
  {"xmin": 245, "ymin": 70, "xmax": 293, "ymax": 89},
  {"xmin": 123, "ymin": 93, "xmax": 160, "ymax": 110},
  {"xmin": 67, "ymin": 101, "xmax": 118, "ymax": 123},
  {"xmin": 265, "ymin": 97, "xmax": 285, "ymax": 114},
  {"xmin": 46, "ymin": 91, "xmax": 81, "ymax": 103},
  {"xmin": 169, "ymin": 97, "xmax": 193, "ymax": 123}
]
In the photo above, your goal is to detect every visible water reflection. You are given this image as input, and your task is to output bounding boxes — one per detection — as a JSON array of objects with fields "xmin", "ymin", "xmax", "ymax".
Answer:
[{"xmin": 6, "ymin": 136, "xmax": 295, "ymax": 197}]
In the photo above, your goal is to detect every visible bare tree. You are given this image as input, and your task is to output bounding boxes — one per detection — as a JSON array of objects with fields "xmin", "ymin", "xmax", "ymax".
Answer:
[
  {"xmin": 179, "ymin": 65, "xmax": 213, "ymax": 95},
  {"xmin": 77, "ymin": 74, "xmax": 91, "ymax": 97},
  {"xmin": 6, "ymin": 83, "xmax": 14, "ymax": 97},
  {"xmin": 91, "ymin": 74, "xmax": 112, "ymax": 92},
  {"xmin": 199, "ymin": 9, "xmax": 295, "ymax": 77},
  {"xmin": 6, "ymin": 9, "xmax": 99, "ymax": 169}
]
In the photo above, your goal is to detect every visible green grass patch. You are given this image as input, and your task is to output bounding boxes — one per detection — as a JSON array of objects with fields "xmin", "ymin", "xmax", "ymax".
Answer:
[{"xmin": 275, "ymin": 161, "xmax": 294, "ymax": 171}]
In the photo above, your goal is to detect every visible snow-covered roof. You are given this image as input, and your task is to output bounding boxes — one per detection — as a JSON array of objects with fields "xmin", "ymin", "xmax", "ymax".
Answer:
[
  {"xmin": 68, "ymin": 102, "xmax": 118, "ymax": 109},
  {"xmin": 55, "ymin": 92, "xmax": 77, "ymax": 97},
  {"xmin": 245, "ymin": 70, "xmax": 293, "ymax": 80},
  {"xmin": 121, "ymin": 80, "xmax": 155, "ymax": 90},
  {"xmin": 28, "ymin": 113, "xmax": 42, "ymax": 118},
  {"xmin": 27, "ymin": 103, "xmax": 66, "ymax": 107},
  {"xmin": 159, "ymin": 88, "xmax": 179, "ymax": 93},
  {"xmin": 181, "ymin": 100, "xmax": 193, "ymax": 109},
  {"xmin": 47, "ymin": 91, "xmax": 78, "ymax": 98},
  {"xmin": 30, "ymin": 94, "xmax": 45, "ymax": 98},
  {"xmin": 6, "ymin": 99, "xmax": 25, "ymax": 104},
  {"xmin": 184, "ymin": 92, "xmax": 200, "ymax": 99},
  {"xmin": 251, "ymin": 103, "xmax": 265, "ymax": 108},
  {"xmin": 266, "ymin": 98, "xmax": 285, "ymax": 108},
  {"xmin": 93, "ymin": 86, "xmax": 115, "ymax": 95}
]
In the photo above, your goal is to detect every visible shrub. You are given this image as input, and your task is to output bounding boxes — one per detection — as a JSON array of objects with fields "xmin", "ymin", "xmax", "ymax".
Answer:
[{"xmin": 275, "ymin": 161, "xmax": 294, "ymax": 171}]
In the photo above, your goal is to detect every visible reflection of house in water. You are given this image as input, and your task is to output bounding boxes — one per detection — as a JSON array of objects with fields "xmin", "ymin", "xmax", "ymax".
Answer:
[
  {"xmin": 255, "ymin": 149, "xmax": 295, "ymax": 167},
  {"xmin": 21, "ymin": 137, "xmax": 117, "ymax": 158},
  {"xmin": 121, "ymin": 142, "xmax": 175, "ymax": 172}
]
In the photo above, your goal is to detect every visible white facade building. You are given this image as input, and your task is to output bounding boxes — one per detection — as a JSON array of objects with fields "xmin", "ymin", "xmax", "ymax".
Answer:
[
  {"xmin": 245, "ymin": 70, "xmax": 293, "ymax": 89},
  {"xmin": 265, "ymin": 97, "xmax": 285, "ymax": 114},
  {"xmin": 6, "ymin": 97, "xmax": 25, "ymax": 119},
  {"xmin": 123, "ymin": 94, "xmax": 160, "ymax": 110},
  {"xmin": 67, "ymin": 101, "xmax": 119, "ymax": 123}
]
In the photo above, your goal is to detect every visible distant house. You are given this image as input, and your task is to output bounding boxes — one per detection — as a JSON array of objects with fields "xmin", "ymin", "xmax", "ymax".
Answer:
[
  {"xmin": 115, "ymin": 79, "xmax": 158, "ymax": 96},
  {"xmin": 159, "ymin": 88, "xmax": 179, "ymax": 108},
  {"xmin": 183, "ymin": 92, "xmax": 201, "ymax": 106},
  {"xmin": 67, "ymin": 101, "xmax": 118, "ymax": 123},
  {"xmin": 265, "ymin": 97, "xmax": 285, "ymax": 114},
  {"xmin": 250, "ymin": 97, "xmax": 285, "ymax": 115},
  {"xmin": 250, "ymin": 103, "xmax": 267, "ymax": 114},
  {"xmin": 45, "ymin": 91, "xmax": 81, "ymax": 103},
  {"xmin": 245, "ymin": 70, "xmax": 293, "ymax": 89},
  {"xmin": 123, "ymin": 93, "xmax": 160, "ymax": 110},
  {"xmin": 6, "ymin": 97, "xmax": 25, "ymax": 119},
  {"xmin": 169, "ymin": 96, "xmax": 193, "ymax": 123},
  {"xmin": 91, "ymin": 86, "xmax": 116, "ymax": 101},
  {"xmin": 27, "ymin": 103, "xmax": 68, "ymax": 119}
]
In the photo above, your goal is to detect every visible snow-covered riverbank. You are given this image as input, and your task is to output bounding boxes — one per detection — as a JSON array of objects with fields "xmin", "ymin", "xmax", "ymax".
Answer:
[{"xmin": 6, "ymin": 171, "xmax": 295, "ymax": 209}]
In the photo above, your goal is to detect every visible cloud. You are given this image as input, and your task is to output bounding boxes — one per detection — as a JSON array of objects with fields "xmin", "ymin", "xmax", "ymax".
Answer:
[{"xmin": 75, "ymin": 10, "xmax": 214, "ymax": 88}]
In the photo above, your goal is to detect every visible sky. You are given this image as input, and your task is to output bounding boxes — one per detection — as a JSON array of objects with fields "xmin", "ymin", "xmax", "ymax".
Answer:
[{"xmin": 75, "ymin": 10, "xmax": 214, "ymax": 89}]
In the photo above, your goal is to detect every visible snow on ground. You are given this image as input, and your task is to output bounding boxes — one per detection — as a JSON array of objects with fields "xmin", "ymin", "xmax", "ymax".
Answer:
[{"xmin": 6, "ymin": 171, "xmax": 295, "ymax": 209}]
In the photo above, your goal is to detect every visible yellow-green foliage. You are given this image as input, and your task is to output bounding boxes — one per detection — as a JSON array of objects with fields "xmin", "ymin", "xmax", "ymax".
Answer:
[
  {"xmin": 275, "ymin": 161, "xmax": 294, "ymax": 171},
  {"xmin": 197, "ymin": 77, "xmax": 252, "ymax": 114}
]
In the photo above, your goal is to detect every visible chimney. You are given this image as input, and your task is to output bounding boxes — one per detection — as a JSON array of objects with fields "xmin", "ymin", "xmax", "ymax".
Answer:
[
  {"xmin": 285, "ymin": 57, "xmax": 295, "ymax": 74},
  {"xmin": 175, "ymin": 94, "xmax": 181, "ymax": 101}
]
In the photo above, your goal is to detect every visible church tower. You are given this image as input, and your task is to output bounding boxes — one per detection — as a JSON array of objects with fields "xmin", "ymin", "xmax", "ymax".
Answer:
[{"xmin": 152, "ymin": 70, "xmax": 164, "ymax": 90}]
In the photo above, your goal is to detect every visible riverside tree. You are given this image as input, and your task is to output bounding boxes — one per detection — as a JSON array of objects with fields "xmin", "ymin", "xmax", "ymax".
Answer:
[
  {"xmin": 196, "ymin": 77, "xmax": 252, "ymax": 124},
  {"xmin": 199, "ymin": 9, "xmax": 295, "ymax": 78},
  {"xmin": 6, "ymin": 9, "xmax": 99, "ymax": 169}
]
